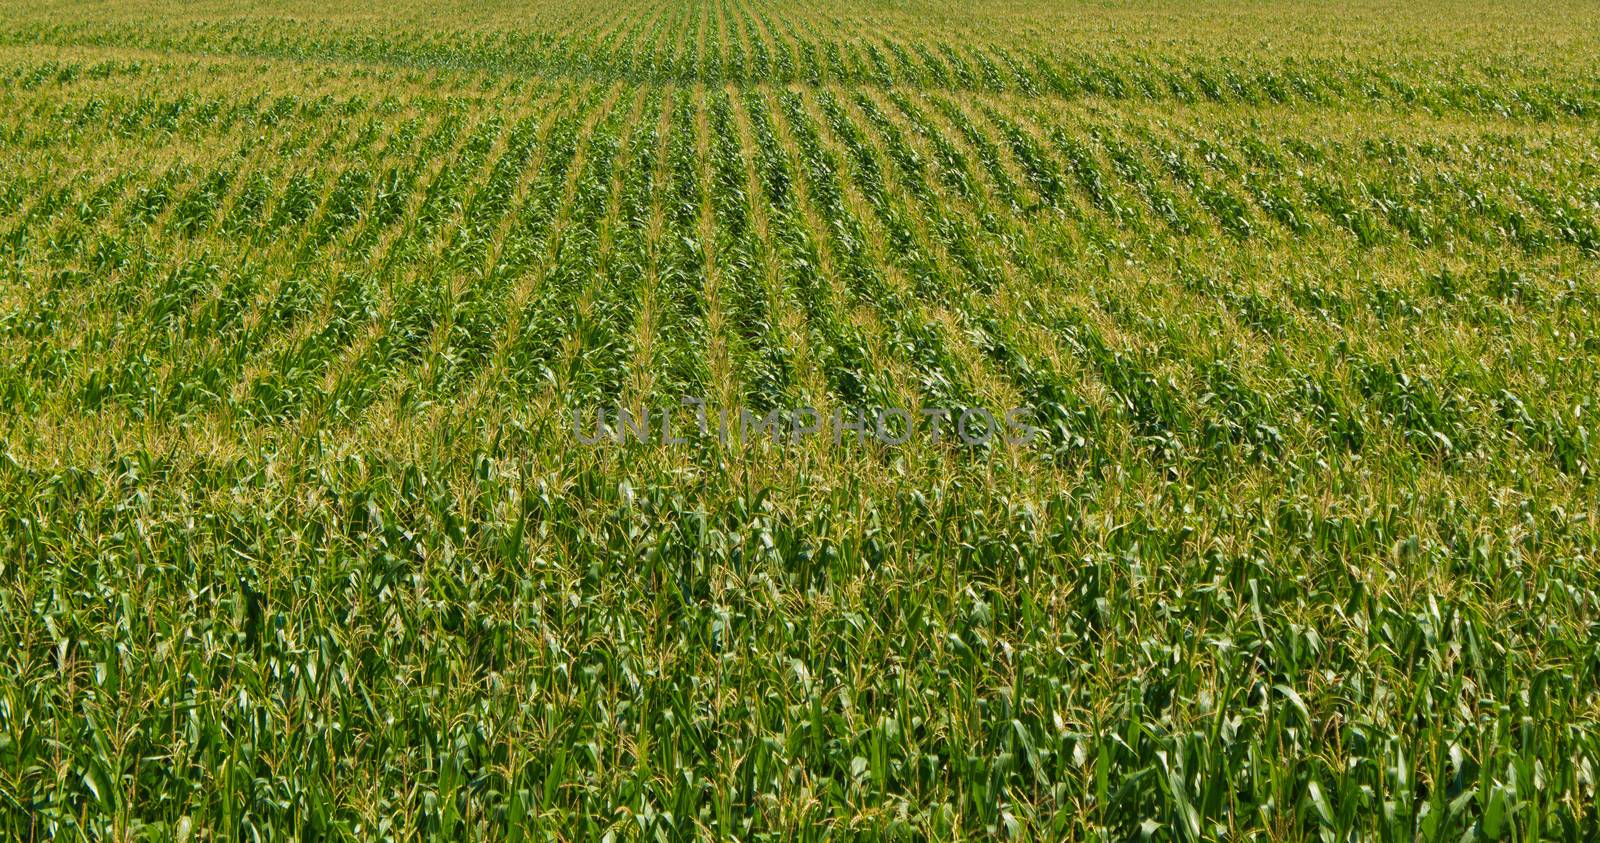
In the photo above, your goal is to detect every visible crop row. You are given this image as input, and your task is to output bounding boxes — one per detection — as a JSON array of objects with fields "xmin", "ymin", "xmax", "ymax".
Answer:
[
  {"xmin": 1, "ymin": 91, "xmax": 1594, "ymax": 486},
  {"xmin": 7, "ymin": 17, "xmax": 1600, "ymax": 121}
]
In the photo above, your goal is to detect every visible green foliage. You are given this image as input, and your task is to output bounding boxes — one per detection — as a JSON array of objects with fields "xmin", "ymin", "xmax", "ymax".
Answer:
[{"xmin": 2, "ymin": 0, "xmax": 1599, "ymax": 839}]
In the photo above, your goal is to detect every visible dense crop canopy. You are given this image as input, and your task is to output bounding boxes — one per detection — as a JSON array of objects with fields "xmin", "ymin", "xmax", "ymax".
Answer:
[{"xmin": 2, "ymin": 0, "xmax": 1599, "ymax": 838}]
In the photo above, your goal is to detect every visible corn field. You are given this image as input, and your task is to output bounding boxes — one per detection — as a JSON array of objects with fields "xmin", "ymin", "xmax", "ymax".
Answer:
[{"xmin": 2, "ymin": 0, "xmax": 1599, "ymax": 838}]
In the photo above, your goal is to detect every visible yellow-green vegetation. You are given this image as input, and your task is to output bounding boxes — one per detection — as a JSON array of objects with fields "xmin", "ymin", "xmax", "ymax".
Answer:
[{"xmin": 2, "ymin": 0, "xmax": 1599, "ymax": 838}]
